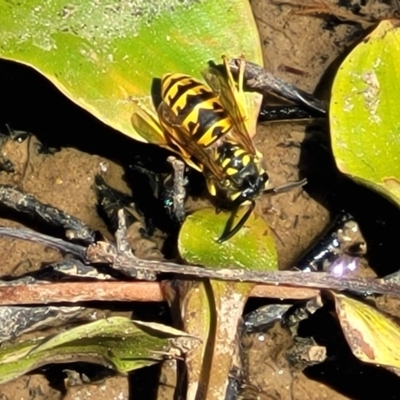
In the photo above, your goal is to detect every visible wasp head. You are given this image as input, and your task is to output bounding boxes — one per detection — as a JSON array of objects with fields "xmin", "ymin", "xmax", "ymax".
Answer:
[{"xmin": 232, "ymin": 170, "xmax": 268, "ymax": 206}]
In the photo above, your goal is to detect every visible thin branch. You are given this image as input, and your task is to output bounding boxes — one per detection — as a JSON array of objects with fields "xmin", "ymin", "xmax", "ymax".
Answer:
[
  {"xmin": 0, "ymin": 186, "xmax": 95, "ymax": 243},
  {"xmin": 0, "ymin": 225, "xmax": 398, "ymax": 297},
  {"xmin": 0, "ymin": 281, "xmax": 319, "ymax": 305},
  {"xmin": 229, "ymin": 59, "xmax": 327, "ymax": 114}
]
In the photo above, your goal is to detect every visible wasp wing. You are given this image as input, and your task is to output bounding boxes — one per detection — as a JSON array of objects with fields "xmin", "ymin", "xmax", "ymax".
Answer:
[
  {"xmin": 131, "ymin": 102, "xmax": 169, "ymax": 146},
  {"xmin": 202, "ymin": 57, "xmax": 257, "ymax": 156},
  {"xmin": 158, "ymin": 102, "xmax": 225, "ymax": 181}
]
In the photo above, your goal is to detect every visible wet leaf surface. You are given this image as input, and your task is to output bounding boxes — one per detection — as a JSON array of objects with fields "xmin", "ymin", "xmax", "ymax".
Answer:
[
  {"xmin": 332, "ymin": 292, "xmax": 400, "ymax": 371},
  {"xmin": 0, "ymin": 0, "xmax": 262, "ymax": 141},
  {"xmin": 178, "ymin": 208, "xmax": 278, "ymax": 271},
  {"xmin": 0, "ymin": 317, "xmax": 198, "ymax": 385},
  {"xmin": 330, "ymin": 20, "xmax": 400, "ymax": 206}
]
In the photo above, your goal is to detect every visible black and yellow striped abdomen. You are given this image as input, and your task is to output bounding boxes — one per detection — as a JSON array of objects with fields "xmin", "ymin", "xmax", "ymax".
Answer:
[{"xmin": 160, "ymin": 73, "xmax": 232, "ymax": 147}]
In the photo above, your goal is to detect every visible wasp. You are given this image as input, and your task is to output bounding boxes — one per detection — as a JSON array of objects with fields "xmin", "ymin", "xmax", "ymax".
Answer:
[{"xmin": 132, "ymin": 57, "xmax": 306, "ymax": 242}]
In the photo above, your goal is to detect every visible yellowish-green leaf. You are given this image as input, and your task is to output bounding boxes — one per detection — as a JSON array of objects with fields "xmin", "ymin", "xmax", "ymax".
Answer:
[
  {"xmin": 330, "ymin": 20, "xmax": 400, "ymax": 206},
  {"xmin": 178, "ymin": 208, "xmax": 278, "ymax": 271},
  {"xmin": 0, "ymin": 0, "xmax": 262, "ymax": 142},
  {"xmin": 0, "ymin": 317, "xmax": 198, "ymax": 386},
  {"xmin": 332, "ymin": 292, "xmax": 400, "ymax": 370}
]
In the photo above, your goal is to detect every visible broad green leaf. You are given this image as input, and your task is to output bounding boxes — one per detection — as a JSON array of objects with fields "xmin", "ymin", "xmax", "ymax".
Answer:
[
  {"xmin": 0, "ymin": 0, "xmax": 262, "ymax": 142},
  {"xmin": 330, "ymin": 20, "xmax": 400, "ymax": 206},
  {"xmin": 332, "ymin": 292, "xmax": 400, "ymax": 371},
  {"xmin": 0, "ymin": 317, "xmax": 198, "ymax": 386},
  {"xmin": 178, "ymin": 208, "xmax": 278, "ymax": 271}
]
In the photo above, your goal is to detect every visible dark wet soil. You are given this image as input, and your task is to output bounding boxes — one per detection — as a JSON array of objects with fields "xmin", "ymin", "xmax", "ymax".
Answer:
[{"xmin": 1, "ymin": 0, "xmax": 400, "ymax": 399}]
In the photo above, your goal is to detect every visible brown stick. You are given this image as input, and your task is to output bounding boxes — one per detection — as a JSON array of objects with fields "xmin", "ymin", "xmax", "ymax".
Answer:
[{"xmin": 0, "ymin": 281, "xmax": 319, "ymax": 305}]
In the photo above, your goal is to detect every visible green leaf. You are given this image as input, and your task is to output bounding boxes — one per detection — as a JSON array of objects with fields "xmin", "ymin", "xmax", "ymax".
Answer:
[
  {"xmin": 0, "ymin": 0, "xmax": 262, "ymax": 142},
  {"xmin": 332, "ymin": 292, "xmax": 400, "ymax": 372},
  {"xmin": 0, "ymin": 317, "xmax": 198, "ymax": 385},
  {"xmin": 330, "ymin": 20, "xmax": 400, "ymax": 206},
  {"xmin": 178, "ymin": 208, "xmax": 278, "ymax": 271}
]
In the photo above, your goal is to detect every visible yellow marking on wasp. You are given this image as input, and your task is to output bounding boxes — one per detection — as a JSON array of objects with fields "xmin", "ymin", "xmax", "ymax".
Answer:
[
  {"xmin": 171, "ymin": 91, "xmax": 201, "ymax": 113},
  {"xmin": 230, "ymin": 192, "xmax": 241, "ymax": 201},
  {"xmin": 162, "ymin": 74, "xmax": 199, "ymax": 100},
  {"xmin": 180, "ymin": 99, "xmax": 216, "ymax": 125},
  {"xmin": 242, "ymin": 155, "xmax": 251, "ymax": 166},
  {"xmin": 226, "ymin": 167, "xmax": 237, "ymax": 176},
  {"xmin": 234, "ymin": 149, "xmax": 245, "ymax": 158},
  {"xmin": 222, "ymin": 158, "xmax": 230, "ymax": 168},
  {"xmin": 193, "ymin": 97, "xmax": 217, "ymax": 110},
  {"xmin": 166, "ymin": 75, "xmax": 206, "ymax": 99},
  {"xmin": 197, "ymin": 120, "xmax": 230, "ymax": 146},
  {"xmin": 207, "ymin": 181, "xmax": 217, "ymax": 196}
]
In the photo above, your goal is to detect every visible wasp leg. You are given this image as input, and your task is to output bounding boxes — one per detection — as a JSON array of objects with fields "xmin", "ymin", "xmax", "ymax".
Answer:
[
  {"xmin": 217, "ymin": 202, "xmax": 255, "ymax": 243},
  {"xmin": 263, "ymin": 178, "xmax": 307, "ymax": 195}
]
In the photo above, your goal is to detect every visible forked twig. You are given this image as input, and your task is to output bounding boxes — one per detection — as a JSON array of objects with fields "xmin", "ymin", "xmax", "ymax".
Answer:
[{"xmin": 229, "ymin": 59, "xmax": 326, "ymax": 114}]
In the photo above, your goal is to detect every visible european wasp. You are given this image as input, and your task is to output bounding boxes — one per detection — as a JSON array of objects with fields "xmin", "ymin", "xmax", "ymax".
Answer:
[{"xmin": 132, "ymin": 57, "xmax": 306, "ymax": 242}]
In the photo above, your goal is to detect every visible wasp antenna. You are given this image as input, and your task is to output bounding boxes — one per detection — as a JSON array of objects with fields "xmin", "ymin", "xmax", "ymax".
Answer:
[
  {"xmin": 264, "ymin": 178, "xmax": 307, "ymax": 195},
  {"xmin": 217, "ymin": 202, "xmax": 255, "ymax": 243}
]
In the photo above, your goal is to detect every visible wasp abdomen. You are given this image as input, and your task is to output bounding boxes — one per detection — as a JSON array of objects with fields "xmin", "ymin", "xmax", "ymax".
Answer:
[{"xmin": 161, "ymin": 74, "xmax": 232, "ymax": 147}]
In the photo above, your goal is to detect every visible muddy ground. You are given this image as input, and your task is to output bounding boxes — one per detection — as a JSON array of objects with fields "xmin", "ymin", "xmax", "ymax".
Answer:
[{"xmin": 1, "ymin": 0, "xmax": 400, "ymax": 399}]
